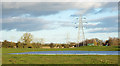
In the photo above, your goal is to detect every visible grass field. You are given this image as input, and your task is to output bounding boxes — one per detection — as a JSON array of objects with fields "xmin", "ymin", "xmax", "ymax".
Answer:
[
  {"xmin": 2, "ymin": 55, "xmax": 118, "ymax": 64},
  {"xmin": 2, "ymin": 46, "xmax": 119, "ymax": 53},
  {"xmin": 2, "ymin": 46, "xmax": 119, "ymax": 64}
]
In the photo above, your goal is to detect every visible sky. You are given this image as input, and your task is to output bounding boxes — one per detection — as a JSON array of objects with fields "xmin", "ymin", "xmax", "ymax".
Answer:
[{"xmin": 0, "ymin": 2, "xmax": 118, "ymax": 43}]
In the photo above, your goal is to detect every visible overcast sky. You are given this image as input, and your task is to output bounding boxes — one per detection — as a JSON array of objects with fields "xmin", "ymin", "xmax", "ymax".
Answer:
[{"xmin": 0, "ymin": 2, "xmax": 118, "ymax": 43}]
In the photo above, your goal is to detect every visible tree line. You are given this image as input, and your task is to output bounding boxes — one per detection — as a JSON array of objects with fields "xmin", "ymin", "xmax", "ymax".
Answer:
[{"xmin": 0, "ymin": 33, "xmax": 120, "ymax": 48}]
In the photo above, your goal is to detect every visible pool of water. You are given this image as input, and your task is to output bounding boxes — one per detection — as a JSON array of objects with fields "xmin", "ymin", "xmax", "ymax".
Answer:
[{"xmin": 9, "ymin": 51, "xmax": 120, "ymax": 55}]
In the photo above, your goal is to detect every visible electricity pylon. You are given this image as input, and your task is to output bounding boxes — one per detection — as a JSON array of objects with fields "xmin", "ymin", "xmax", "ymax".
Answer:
[
  {"xmin": 66, "ymin": 32, "xmax": 70, "ymax": 44},
  {"xmin": 77, "ymin": 15, "xmax": 86, "ymax": 47},
  {"xmin": 40, "ymin": 38, "xmax": 44, "ymax": 44}
]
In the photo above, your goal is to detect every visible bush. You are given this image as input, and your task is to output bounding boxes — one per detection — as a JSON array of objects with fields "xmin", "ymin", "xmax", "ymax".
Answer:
[
  {"xmin": 18, "ymin": 43, "xmax": 24, "ymax": 48},
  {"xmin": 64, "ymin": 44, "xmax": 69, "ymax": 48},
  {"xmin": 24, "ymin": 44, "xmax": 33, "ymax": 48},
  {"xmin": 58, "ymin": 45, "xmax": 62, "ymax": 48},
  {"xmin": 37, "ymin": 43, "xmax": 42, "ymax": 48},
  {"xmin": 32, "ymin": 43, "xmax": 37, "ymax": 48},
  {"xmin": 2, "ymin": 40, "xmax": 9, "ymax": 48},
  {"xmin": 69, "ymin": 44, "xmax": 73, "ymax": 47},
  {"xmin": 49, "ymin": 43, "xmax": 55, "ymax": 48}
]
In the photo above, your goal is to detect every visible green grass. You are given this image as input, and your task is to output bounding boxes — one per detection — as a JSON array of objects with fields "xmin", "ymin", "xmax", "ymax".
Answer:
[
  {"xmin": 2, "ymin": 46, "xmax": 119, "ymax": 64},
  {"xmin": 2, "ymin": 46, "xmax": 119, "ymax": 53},
  {"xmin": 0, "ymin": 48, "xmax": 2, "ymax": 65},
  {"xmin": 2, "ymin": 55, "xmax": 118, "ymax": 64}
]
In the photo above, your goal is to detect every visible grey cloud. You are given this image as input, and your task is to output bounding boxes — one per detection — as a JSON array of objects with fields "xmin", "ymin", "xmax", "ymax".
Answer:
[
  {"xmin": 71, "ymin": 2, "xmax": 117, "ymax": 16},
  {"xmin": 88, "ymin": 27, "xmax": 118, "ymax": 33},
  {"xmin": 60, "ymin": 15, "xmax": 118, "ymax": 33},
  {"xmin": 2, "ymin": 2, "xmax": 79, "ymax": 18},
  {"xmin": 59, "ymin": 15, "xmax": 118, "ymax": 33},
  {"xmin": 2, "ymin": 2, "xmax": 118, "ymax": 32},
  {"xmin": 2, "ymin": 17, "xmax": 55, "ymax": 31},
  {"xmin": 2, "ymin": 2, "xmax": 59, "ymax": 17},
  {"xmin": 94, "ymin": 2, "xmax": 118, "ymax": 14},
  {"xmin": 86, "ymin": 15, "xmax": 118, "ymax": 33},
  {"xmin": 3, "ymin": 2, "xmax": 113, "ymax": 18},
  {"xmin": 88, "ymin": 15, "xmax": 118, "ymax": 28},
  {"xmin": 59, "ymin": 21, "xmax": 74, "ymax": 27}
]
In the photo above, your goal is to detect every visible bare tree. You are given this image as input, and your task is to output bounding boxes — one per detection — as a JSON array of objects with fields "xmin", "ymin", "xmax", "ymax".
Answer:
[{"xmin": 21, "ymin": 33, "xmax": 33, "ymax": 45}]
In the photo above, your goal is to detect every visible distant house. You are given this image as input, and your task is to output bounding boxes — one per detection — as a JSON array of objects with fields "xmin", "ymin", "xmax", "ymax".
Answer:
[
  {"xmin": 104, "ymin": 40, "xmax": 110, "ymax": 46},
  {"xmin": 70, "ymin": 42, "xmax": 76, "ymax": 47},
  {"xmin": 87, "ymin": 43, "xmax": 94, "ymax": 46},
  {"xmin": 85, "ymin": 38, "xmax": 103, "ymax": 46}
]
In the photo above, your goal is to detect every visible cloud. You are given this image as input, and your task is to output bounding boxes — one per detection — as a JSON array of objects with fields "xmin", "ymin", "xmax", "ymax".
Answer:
[
  {"xmin": 60, "ymin": 15, "xmax": 118, "ymax": 33},
  {"xmin": 88, "ymin": 15, "xmax": 118, "ymax": 28},
  {"xmin": 2, "ymin": 2, "xmax": 118, "ymax": 32},
  {"xmin": 88, "ymin": 27, "xmax": 118, "ymax": 33},
  {"xmin": 58, "ymin": 15, "xmax": 118, "ymax": 33},
  {"xmin": 3, "ymin": 2, "xmax": 115, "ymax": 18},
  {"xmin": 71, "ymin": 2, "xmax": 117, "ymax": 16},
  {"xmin": 85, "ymin": 15, "xmax": 118, "ymax": 33},
  {"xmin": 59, "ymin": 21, "xmax": 74, "ymax": 27},
  {"xmin": 2, "ymin": 17, "xmax": 56, "ymax": 31},
  {"xmin": 2, "ymin": 2, "xmax": 60, "ymax": 17},
  {"xmin": 2, "ymin": 2, "xmax": 77, "ymax": 17}
]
